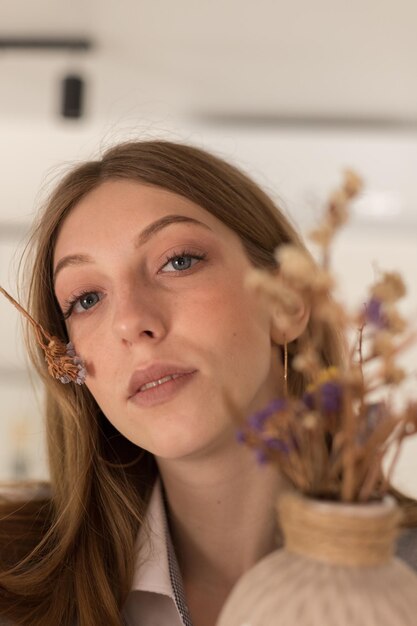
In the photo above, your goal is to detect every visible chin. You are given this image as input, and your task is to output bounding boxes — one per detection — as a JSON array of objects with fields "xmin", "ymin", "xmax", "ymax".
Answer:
[{"xmin": 135, "ymin": 430, "xmax": 227, "ymax": 462}]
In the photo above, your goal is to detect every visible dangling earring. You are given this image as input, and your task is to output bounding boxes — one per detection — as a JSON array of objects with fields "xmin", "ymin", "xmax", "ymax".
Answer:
[
  {"xmin": 0, "ymin": 285, "xmax": 86, "ymax": 385},
  {"xmin": 283, "ymin": 337, "xmax": 288, "ymax": 397}
]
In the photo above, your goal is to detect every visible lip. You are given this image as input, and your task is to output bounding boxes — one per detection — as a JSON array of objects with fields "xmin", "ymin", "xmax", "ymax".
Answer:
[{"xmin": 127, "ymin": 363, "xmax": 198, "ymax": 399}]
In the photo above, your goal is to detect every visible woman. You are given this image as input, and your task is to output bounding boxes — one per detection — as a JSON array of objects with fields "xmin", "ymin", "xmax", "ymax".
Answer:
[{"xmin": 0, "ymin": 140, "xmax": 412, "ymax": 626}]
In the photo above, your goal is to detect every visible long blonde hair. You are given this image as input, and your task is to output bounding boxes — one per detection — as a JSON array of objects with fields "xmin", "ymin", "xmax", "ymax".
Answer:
[{"xmin": 0, "ymin": 140, "xmax": 343, "ymax": 625}]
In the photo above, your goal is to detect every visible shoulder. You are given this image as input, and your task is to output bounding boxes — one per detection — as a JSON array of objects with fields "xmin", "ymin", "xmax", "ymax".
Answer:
[{"xmin": 396, "ymin": 527, "xmax": 417, "ymax": 571}]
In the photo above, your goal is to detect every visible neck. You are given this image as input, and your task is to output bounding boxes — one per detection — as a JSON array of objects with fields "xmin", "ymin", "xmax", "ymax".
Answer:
[{"xmin": 156, "ymin": 444, "xmax": 286, "ymax": 590}]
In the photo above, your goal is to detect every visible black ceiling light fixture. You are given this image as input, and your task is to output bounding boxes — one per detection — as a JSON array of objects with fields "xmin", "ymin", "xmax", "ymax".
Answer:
[
  {"xmin": 61, "ymin": 74, "xmax": 84, "ymax": 118},
  {"xmin": 0, "ymin": 36, "xmax": 93, "ymax": 119},
  {"xmin": 0, "ymin": 37, "xmax": 92, "ymax": 51}
]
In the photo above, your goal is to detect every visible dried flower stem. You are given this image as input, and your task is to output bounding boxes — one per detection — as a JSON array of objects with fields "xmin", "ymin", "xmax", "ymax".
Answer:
[
  {"xmin": 0, "ymin": 285, "xmax": 86, "ymax": 385},
  {"xmin": 341, "ymin": 386, "xmax": 356, "ymax": 501},
  {"xmin": 0, "ymin": 285, "xmax": 52, "ymax": 345},
  {"xmin": 358, "ymin": 450, "xmax": 385, "ymax": 501}
]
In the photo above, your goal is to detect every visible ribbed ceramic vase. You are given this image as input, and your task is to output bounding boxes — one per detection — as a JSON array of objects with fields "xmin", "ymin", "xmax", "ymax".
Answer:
[{"xmin": 217, "ymin": 491, "xmax": 417, "ymax": 626}]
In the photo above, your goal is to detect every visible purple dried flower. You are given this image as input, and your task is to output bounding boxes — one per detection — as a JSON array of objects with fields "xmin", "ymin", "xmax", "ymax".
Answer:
[
  {"xmin": 320, "ymin": 381, "xmax": 342, "ymax": 413},
  {"xmin": 248, "ymin": 410, "xmax": 269, "ymax": 431},
  {"xmin": 365, "ymin": 297, "xmax": 386, "ymax": 328},
  {"xmin": 264, "ymin": 437, "xmax": 290, "ymax": 453},
  {"xmin": 302, "ymin": 392, "xmax": 315, "ymax": 410},
  {"xmin": 76, "ymin": 366, "xmax": 87, "ymax": 385},
  {"xmin": 66, "ymin": 341, "xmax": 76, "ymax": 358},
  {"xmin": 248, "ymin": 398, "xmax": 287, "ymax": 431},
  {"xmin": 268, "ymin": 398, "xmax": 287, "ymax": 413},
  {"xmin": 55, "ymin": 343, "xmax": 87, "ymax": 385}
]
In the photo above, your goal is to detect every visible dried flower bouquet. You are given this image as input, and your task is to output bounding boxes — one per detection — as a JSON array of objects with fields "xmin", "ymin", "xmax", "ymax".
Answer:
[{"xmin": 238, "ymin": 171, "xmax": 417, "ymax": 503}]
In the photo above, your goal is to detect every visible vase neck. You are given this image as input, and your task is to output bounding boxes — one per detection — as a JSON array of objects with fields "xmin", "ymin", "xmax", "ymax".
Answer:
[{"xmin": 278, "ymin": 492, "xmax": 402, "ymax": 567}]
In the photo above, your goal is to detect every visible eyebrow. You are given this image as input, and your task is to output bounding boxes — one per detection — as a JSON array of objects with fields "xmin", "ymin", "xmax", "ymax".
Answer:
[
  {"xmin": 134, "ymin": 214, "xmax": 212, "ymax": 246},
  {"xmin": 53, "ymin": 214, "xmax": 212, "ymax": 283}
]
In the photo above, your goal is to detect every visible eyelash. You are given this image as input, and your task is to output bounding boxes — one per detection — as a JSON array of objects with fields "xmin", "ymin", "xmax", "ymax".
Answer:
[
  {"xmin": 61, "ymin": 249, "xmax": 207, "ymax": 320},
  {"xmin": 162, "ymin": 248, "xmax": 207, "ymax": 273}
]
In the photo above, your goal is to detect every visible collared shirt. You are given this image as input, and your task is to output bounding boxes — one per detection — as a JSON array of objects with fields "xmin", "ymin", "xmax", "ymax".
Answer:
[{"xmin": 123, "ymin": 478, "xmax": 193, "ymax": 626}]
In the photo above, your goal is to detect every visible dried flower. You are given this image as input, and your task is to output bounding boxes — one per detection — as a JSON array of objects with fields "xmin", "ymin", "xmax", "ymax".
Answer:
[
  {"xmin": 0, "ymin": 286, "xmax": 86, "ymax": 385},
  {"xmin": 245, "ymin": 270, "xmax": 301, "ymax": 314},
  {"xmin": 328, "ymin": 189, "xmax": 350, "ymax": 228},
  {"xmin": 372, "ymin": 330, "xmax": 395, "ymax": 358},
  {"xmin": 239, "ymin": 170, "xmax": 416, "ymax": 504},
  {"xmin": 302, "ymin": 412, "xmax": 318, "ymax": 430},
  {"xmin": 384, "ymin": 308, "xmax": 407, "ymax": 334},
  {"xmin": 343, "ymin": 169, "xmax": 364, "ymax": 198},
  {"xmin": 365, "ymin": 297, "xmax": 385, "ymax": 328},
  {"xmin": 309, "ymin": 224, "xmax": 334, "ymax": 249},
  {"xmin": 275, "ymin": 246, "xmax": 317, "ymax": 290},
  {"xmin": 381, "ymin": 363, "xmax": 406, "ymax": 386},
  {"xmin": 292, "ymin": 345, "xmax": 322, "ymax": 376},
  {"xmin": 371, "ymin": 271, "xmax": 406, "ymax": 303}
]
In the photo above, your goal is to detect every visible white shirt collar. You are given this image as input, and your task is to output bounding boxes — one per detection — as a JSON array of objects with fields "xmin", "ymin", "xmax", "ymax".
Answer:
[
  {"xmin": 124, "ymin": 477, "xmax": 193, "ymax": 626},
  {"xmin": 130, "ymin": 476, "xmax": 173, "ymax": 596}
]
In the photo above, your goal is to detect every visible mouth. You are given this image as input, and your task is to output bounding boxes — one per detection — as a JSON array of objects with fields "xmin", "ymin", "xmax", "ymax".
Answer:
[
  {"xmin": 129, "ymin": 370, "xmax": 197, "ymax": 407},
  {"xmin": 138, "ymin": 372, "xmax": 188, "ymax": 392},
  {"xmin": 128, "ymin": 364, "xmax": 197, "ymax": 406}
]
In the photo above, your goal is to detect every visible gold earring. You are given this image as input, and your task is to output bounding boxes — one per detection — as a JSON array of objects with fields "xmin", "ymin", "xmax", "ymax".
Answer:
[{"xmin": 283, "ymin": 337, "xmax": 288, "ymax": 397}]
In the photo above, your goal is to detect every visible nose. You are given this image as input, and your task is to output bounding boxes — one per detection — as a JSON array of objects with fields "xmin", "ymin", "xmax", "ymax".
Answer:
[{"xmin": 111, "ymin": 285, "xmax": 169, "ymax": 346}]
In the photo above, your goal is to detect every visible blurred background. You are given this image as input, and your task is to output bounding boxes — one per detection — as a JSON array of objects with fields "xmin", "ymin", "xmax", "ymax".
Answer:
[{"xmin": 0, "ymin": 0, "xmax": 416, "ymax": 493}]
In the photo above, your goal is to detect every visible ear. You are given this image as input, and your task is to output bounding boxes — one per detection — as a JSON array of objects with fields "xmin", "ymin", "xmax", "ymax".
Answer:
[{"xmin": 270, "ymin": 285, "xmax": 310, "ymax": 345}]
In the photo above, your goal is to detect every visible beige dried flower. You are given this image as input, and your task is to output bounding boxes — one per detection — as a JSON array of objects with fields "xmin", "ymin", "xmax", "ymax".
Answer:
[
  {"xmin": 384, "ymin": 307, "xmax": 407, "ymax": 334},
  {"xmin": 274, "ymin": 246, "xmax": 317, "ymax": 290},
  {"xmin": 245, "ymin": 269, "xmax": 280, "ymax": 298},
  {"xmin": 343, "ymin": 169, "xmax": 364, "ymax": 198},
  {"xmin": 312, "ymin": 298, "xmax": 348, "ymax": 328},
  {"xmin": 371, "ymin": 272, "xmax": 406, "ymax": 303},
  {"xmin": 310, "ymin": 269, "xmax": 335, "ymax": 293},
  {"xmin": 382, "ymin": 363, "xmax": 406, "ymax": 386},
  {"xmin": 292, "ymin": 345, "xmax": 322, "ymax": 376},
  {"xmin": 245, "ymin": 270, "xmax": 301, "ymax": 314},
  {"xmin": 308, "ymin": 224, "xmax": 334, "ymax": 249},
  {"xmin": 302, "ymin": 412, "xmax": 318, "ymax": 430},
  {"xmin": 328, "ymin": 189, "xmax": 350, "ymax": 228},
  {"xmin": 372, "ymin": 330, "xmax": 395, "ymax": 358},
  {"xmin": 345, "ymin": 366, "xmax": 364, "ymax": 396}
]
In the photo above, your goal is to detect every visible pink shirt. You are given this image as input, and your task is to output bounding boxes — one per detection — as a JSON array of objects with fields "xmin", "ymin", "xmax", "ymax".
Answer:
[{"xmin": 123, "ymin": 478, "xmax": 193, "ymax": 626}]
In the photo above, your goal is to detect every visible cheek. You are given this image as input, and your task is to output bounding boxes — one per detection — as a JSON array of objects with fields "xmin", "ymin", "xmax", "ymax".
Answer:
[
  {"xmin": 199, "ymin": 287, "xmax": 272, "ymax": 376},
  {"xmin": 67, "ymin": 328, "xmax": 111, "ymax": 405},
  {"xmin": 66, "ymin": 316, "xmax": 109, "ymax": 373}
]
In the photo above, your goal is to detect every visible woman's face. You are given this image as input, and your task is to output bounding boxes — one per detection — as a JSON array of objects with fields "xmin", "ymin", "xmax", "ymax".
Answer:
[{"xmin": 53, "ymin": 180, "xmax": 283, "ymax": 461}]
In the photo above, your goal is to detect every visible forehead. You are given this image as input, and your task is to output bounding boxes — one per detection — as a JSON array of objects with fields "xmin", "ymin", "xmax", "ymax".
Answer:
[
  {"xmin": 53, "ymin": 179, "xmax": 239, "ymax": 260},
  {"xmin": 65, "ymin": 179, "xmax": 216, "ymax": 226}
]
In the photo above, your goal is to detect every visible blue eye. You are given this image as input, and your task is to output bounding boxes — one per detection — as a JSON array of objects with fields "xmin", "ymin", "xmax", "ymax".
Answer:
[
  {"xmin": 169, "ymin": 256, "xmax": 194, "ymax": 270},
  {"xmin": 63, "ymin": 291, "xmax": 101, "ymax": 319},
  {"xmin": 76, "ymin": 293, "xmax": 100, "ymax": 311},
  {"xmin": 161, "ymin": 250, "xmax": 207, "ymax": 273}
]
